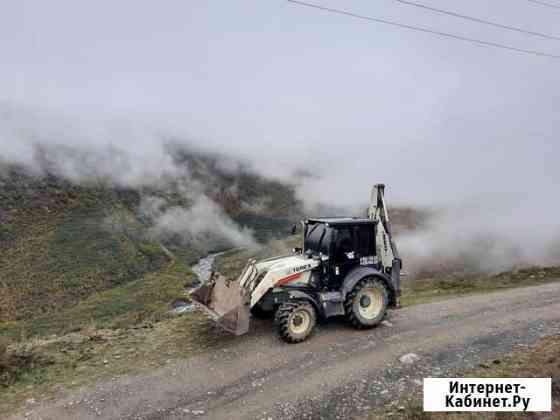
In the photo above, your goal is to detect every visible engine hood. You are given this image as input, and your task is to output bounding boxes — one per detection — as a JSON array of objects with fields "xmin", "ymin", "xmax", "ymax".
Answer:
[{"xmin": 254, "ymin": 254, "xmax": 320, "ymax": 277}]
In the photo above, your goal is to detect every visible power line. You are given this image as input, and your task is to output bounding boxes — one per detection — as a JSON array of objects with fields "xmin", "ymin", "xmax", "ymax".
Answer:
[
  {"xmin": 393, "ymin": 0, "xmax": 560, "ymax": 41},
  {"xmin": 525, "ymin": 0, "xmax": 560, "ymax": 10},
  {"xmin": 286, "ymin": 0, "xmax": 560, "ymax": 59}
]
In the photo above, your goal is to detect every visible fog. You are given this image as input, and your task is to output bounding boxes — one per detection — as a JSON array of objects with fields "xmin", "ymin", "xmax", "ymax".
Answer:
[
  {"xmin": 141, "ymin": 195, "xmax": 257, "ymax": 249},
  {"xmin": 1, "ymin": 0, "xmax": 559, "ymax": 273}
]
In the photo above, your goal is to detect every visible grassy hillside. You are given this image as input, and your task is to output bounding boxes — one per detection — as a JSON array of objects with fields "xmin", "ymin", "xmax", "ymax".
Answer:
[
  {"xmin": 0, "ymin": 171, "xmax": 169, "ymax": 324},
  {"xmin": 1, "ymin": 259, "xmax": 193, "ymax": 340},
  {"xmin": 0, "ymin": 154, "xmax": 302, "ymax": 328}
]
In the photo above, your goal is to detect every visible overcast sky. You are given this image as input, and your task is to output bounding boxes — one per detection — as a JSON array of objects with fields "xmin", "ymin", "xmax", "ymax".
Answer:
[{"xmin": 1, "ymin": 0, "xmax": 559, "ymax": 214}]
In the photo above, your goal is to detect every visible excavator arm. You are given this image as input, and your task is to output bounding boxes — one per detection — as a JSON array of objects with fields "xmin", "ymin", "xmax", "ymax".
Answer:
[{"xmin": 368, "ymin": 183, "xmax": 402, "ymax": 304}]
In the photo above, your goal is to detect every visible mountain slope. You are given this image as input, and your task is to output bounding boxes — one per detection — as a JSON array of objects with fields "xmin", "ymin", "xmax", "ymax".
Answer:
[{"xmin": 0, "ymin": 151, "xmax": 303, "ymax": 331}]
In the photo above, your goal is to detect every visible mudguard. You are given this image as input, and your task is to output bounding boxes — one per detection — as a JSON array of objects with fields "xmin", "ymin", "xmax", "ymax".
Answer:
[
  {"xmin": 341, "ymin": 266, "xmax": 397, "ymax": 307},
  {"xmin": 285, "ymin": 289, "xmax": 324, "ymax": 318}
]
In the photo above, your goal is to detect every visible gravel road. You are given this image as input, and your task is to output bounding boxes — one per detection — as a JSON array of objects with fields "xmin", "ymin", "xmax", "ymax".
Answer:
[{"xmin": 16, "ymin": 282, "xmax": 560, "ymax": 420}]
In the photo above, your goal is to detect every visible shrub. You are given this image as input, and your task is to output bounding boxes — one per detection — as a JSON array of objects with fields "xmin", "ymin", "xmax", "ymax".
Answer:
[{"xmin": 0, "ymin": 339, "xmax": 54, "ymax": 388}]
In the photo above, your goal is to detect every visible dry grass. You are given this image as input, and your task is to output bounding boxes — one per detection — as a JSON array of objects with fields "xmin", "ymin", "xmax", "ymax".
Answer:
[
  {"xmin": 0, "ymin": 312, "xmax": 239, "ymax": 415},
  {"xmin": 0, "ymin": 336, "xmax": 54, "ymax": 390},
  {"xmin": 0, "ymin": 286, "xmax": 18, "ymax": 322}
]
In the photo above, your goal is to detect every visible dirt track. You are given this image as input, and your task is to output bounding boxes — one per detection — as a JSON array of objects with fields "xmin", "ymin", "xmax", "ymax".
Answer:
[{"xmin": 15, "ymin": 282, "xmax": 560, "ymax": 420}]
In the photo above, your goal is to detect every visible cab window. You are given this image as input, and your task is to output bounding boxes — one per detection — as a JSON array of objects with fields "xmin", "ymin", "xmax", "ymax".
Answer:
[
  {"xmin": 304, "ymin": 223, "xmax": 332, "ymax": 255},
  {"xmin": 334, "ymin": 227, "xmax": 353, "ymax": 261},
  {"xmin": 356, "ymin": 225, "xmax": 375, "ymax": 257}
]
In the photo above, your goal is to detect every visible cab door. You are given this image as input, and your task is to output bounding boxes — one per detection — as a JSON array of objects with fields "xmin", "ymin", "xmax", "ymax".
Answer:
[
  {"xmin": 355, "ymin": 224, "xmax": 376, "ymax": 266},
  {"xmin": 329, "ymin": 226, "xmax": 358, "ymax": 289}
]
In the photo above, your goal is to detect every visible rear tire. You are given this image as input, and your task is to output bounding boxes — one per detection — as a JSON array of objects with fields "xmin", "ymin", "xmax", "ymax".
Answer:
[
  {"xmin": 344, "ymin": 277, "xmax": 388, "ymax": 329},
  {"xmin": 275, "ymin": 301, "xmax": 316, "ymax": 343}
]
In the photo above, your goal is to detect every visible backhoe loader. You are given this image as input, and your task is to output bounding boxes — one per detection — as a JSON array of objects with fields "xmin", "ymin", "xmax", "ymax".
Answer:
[{"xmin": 190, "ymin": 184, "xmax": 402, "ymax": 343}]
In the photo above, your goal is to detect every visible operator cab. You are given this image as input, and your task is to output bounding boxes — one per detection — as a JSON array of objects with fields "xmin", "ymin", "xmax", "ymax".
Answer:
[{"xmin": 303, "ymin": 218, "xmax": 377, "ymax": 289}]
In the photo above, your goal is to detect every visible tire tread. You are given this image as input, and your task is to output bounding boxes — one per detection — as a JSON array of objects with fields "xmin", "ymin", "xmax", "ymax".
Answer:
[
  {"xmin": 275, "ymin": 301, "xmax": 315, "ymax": 343},
  {"xmin": 344, "ymin": 277, "xmax": 388, "ymax": 329}
]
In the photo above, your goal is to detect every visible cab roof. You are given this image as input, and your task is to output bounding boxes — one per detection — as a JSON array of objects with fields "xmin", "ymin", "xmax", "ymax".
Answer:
[{"xmin": 306, "ymin": 217, "xmax": 376, "ymax": 226}]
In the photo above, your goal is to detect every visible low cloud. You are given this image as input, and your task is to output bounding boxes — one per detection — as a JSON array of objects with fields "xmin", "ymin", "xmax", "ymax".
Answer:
[
  {"xmin": 2, "ymin": 102, "xmax": 559, "ymax": 274},
  {"xmin": 141, "ymin": 195, "xmax": 257, "ymax": 249},
  {"xmin": 398, "ymin": 206, "xmax": 560, "ymax": 279}
]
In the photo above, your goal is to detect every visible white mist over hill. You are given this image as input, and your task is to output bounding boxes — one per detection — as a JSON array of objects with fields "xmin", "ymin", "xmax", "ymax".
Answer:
[{"xmin": 2, "ymin": 1, "xmax": 559, "ymax": 273}]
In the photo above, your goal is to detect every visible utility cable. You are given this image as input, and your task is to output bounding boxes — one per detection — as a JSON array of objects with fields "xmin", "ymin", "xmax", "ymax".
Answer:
[
  {"xmin": 525, "ymin": 0, "xmax": 560, "ymax": 10},
  {"xmin": 286, "ymin": 0, "xmax": 560, "ymax": 59},
  {"xmin": 392, "ymin": 0, "xmax": 560, "ymax": 41}
]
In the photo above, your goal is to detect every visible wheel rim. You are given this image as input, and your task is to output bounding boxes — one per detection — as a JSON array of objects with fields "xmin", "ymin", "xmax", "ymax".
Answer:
[
  {"xmin": 289, "ymin": 309, "xmax": 311, "ymax": 335},
  {"xmin": 357, "ymin": 287, "xmax": 383, "ymax": 320}
]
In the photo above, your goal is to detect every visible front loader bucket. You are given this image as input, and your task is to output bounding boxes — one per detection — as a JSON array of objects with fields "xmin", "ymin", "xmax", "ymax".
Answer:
[{"xmin": 190, "ymin": 273, "xmax": 250, "ymax": 335}]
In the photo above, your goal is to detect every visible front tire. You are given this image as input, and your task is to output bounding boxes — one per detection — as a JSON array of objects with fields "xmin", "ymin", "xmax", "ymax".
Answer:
[
  {"xmin": 345, "ymin": 277, "xmax": 388, "ymax": 329},
  {"xmin": 275, "ymin": 301, "xmax": 316, "ymax": 343}
]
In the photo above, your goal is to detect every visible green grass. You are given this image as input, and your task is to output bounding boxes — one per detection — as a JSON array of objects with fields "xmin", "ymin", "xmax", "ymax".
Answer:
[
  {"xmin": 0, "ymin": 259, "xmax": 195, "ymax": 340},
  {"xmin": 0, "ymin": 222, "xmax": 17, "ymax": 243},
  {"xmin": 0, "ymin": 187, "xmax": 172, "ymax": 323}
]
